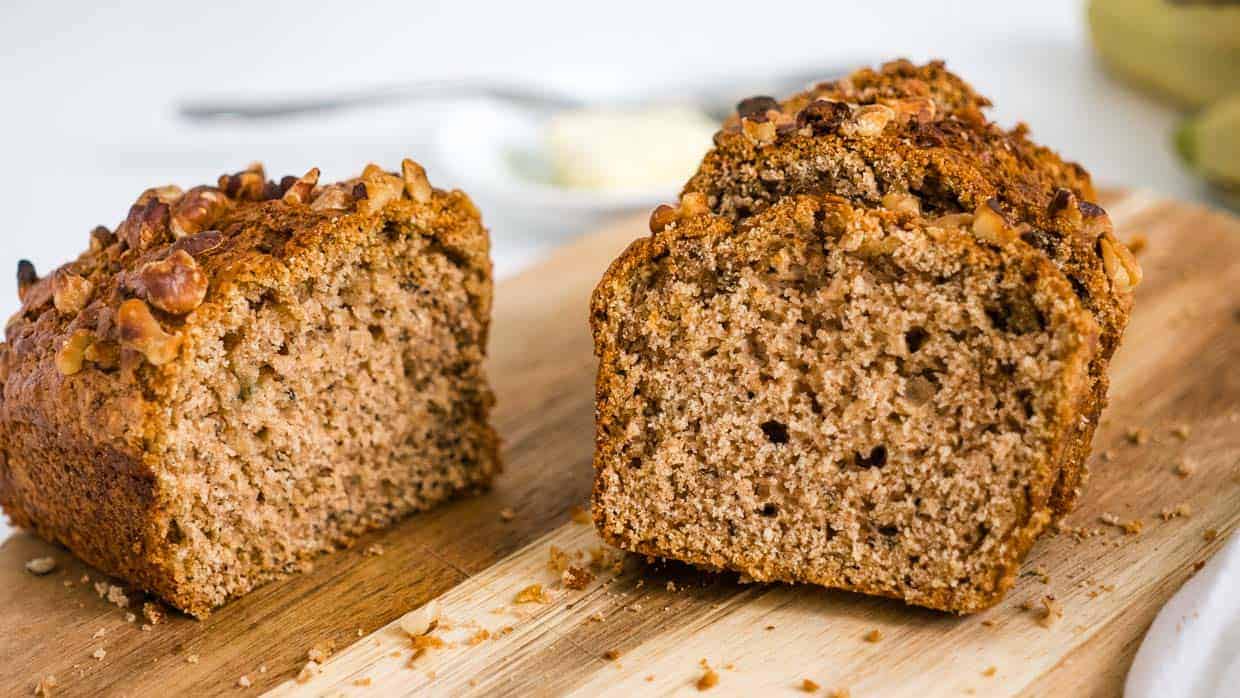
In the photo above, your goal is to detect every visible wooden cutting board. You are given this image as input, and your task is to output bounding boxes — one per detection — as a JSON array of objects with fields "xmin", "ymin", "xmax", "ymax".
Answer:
[{"xmin": 2, "ymin": 190, "xmax": 1238, "ymax": 697}]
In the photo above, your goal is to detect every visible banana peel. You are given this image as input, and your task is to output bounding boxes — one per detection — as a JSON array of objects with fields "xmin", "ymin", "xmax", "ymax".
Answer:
[
  {"xmin": 1088, "ymin": 0, "xmax": 1240, "ymax": 109},
  {"xmin": 1178, "ymin": 94, "xmax": 1240, "ymax": 205}
]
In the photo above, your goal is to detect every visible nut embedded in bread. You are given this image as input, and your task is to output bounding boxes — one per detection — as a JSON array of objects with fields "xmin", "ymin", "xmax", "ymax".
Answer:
[
  {"xmin": 591, "ymin": 61, "xmax": 1140, "ymax": 613},
  {"xmin": 0, "ymin": 159, "xmax": 499, "ymax": 618}
]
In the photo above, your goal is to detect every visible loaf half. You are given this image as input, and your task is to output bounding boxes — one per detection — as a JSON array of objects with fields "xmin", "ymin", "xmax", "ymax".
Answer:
[
  {"xmin": 591, "ymin": 61, "xmax": 1140, "ymax": 612},
  {"xmin": 0, "ymin": 160, "xmax": 499, "ymax": 617}
]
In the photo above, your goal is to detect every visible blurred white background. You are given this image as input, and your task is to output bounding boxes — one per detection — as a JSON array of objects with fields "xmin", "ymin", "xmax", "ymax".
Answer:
[{"xmin": 0, "ymin": 0, "xmax": 1202, "ymax": 328}]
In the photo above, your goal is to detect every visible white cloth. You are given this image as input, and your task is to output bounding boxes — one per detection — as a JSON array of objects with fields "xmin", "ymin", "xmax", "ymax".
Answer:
[{"xmin": 1126, "ymin": 533, "xmax": 1240, "ymax": 698}]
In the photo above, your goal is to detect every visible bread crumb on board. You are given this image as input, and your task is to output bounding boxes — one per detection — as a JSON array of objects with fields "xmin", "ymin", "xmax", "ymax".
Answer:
[
  {"xmin": 514, "ymin": 584, "xmax": 552, "ymax": 604},
  {"xmin": 1161, "ymin": 503, "xmax": 1193, "ymax": 520},
  {"xmin": 1173, "ymin": 457, "xmax": 1197, "ymax": 478},
  {"xmin": 25, "ymin": 557, "xmax": 57, "ymax": 575},
  {"xmin": 34, "ymin": 675, "xmax": 59, "ymax": 696},
  {"xmin": 801, "ymin": 677, "xmax": 821, "ymax": 692},
  {"xmin": 296, "ymin": 661, "xmax": 321, "ymax": 684},
  {"xmin": 499, "ymin": 507, "xmax": 516, "ymax": 522},
  {"xmin": 92, "ymin": 648, "xmax": 106, "ymax": 661},
  {"xmin": 696, "ymin": 665, "xmax": 720, "ymax": 691},
  {"xmin": 399, "ymin": 601, "xmax": 441, "ymax": 637},
  {"xmin": 862, "ymin": 629, "xmax": 883, "ymax": 643},
  {"xmin": 1035, "ymin": 596, "xmax": 1063, "ymax": 628},
  {"xmin": 237, "ymin": 675, "xmax": 251, "ymax": 688},
  {"xmin": 569, "ymin": 505, "xmax": 592, "ymax": 524}
]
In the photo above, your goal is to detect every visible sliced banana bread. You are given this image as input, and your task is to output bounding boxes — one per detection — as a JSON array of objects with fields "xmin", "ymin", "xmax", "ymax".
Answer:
[
  {"xmin": 591, "ymin": 61, "xmax": 1140, "ymax": 612},
  {"xmin": 0, "ymin": 160, "xmax": 499, "ymax": 617}
]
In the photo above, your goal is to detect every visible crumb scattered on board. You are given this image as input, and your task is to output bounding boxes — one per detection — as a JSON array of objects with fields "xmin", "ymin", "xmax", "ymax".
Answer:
[
  {"xmin": 514, "ymin": 584, "xmax": 552, "ymax": 604},
  {"xmin": 696, "ymin": 661, "xmax": 719, "ymax": 691},
  {"xmin": 862, "ymin": 629, "xmax": 883, "ymax": 643},
  {"xmin": 801, "ymin": 678, "xmax": 821, "ymax": 692},
  {"xmin": 25, "ymin": 557, "xmax": 56, "ymax": 575}
]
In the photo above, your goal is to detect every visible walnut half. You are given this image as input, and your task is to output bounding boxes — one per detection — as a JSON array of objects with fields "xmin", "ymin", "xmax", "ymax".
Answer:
[
  {"xmin": 117, "ymin": 299, "xmax": 182, "ymax": 366},
  {"xmin": 139, "ymin": 250, "xmax": 208, "ymax": 315}
]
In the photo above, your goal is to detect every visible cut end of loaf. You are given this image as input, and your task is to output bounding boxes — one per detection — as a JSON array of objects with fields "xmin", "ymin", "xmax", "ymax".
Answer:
[
  {"xmin": 0, "ymin": 160, "xmax": 498, "ymax": 618},
  {"xmin": 590, "ymin": 196, "xmax": 1097, "ymax": 612}
]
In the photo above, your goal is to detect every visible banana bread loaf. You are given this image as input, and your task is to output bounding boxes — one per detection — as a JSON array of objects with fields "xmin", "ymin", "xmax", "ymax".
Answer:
[
  {"xmin": 590, "ymin": 61, "xmax": 1140, "ymax": 612},
  {"xmin": 0, "ymin": 159, "xmax": 499, "ymax": 617}
]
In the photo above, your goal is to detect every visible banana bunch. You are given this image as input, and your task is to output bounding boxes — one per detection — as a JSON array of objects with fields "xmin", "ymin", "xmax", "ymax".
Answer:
[{"xmin": 1089, "ymin": 0, "xmax": 1240, "ymax": 200}]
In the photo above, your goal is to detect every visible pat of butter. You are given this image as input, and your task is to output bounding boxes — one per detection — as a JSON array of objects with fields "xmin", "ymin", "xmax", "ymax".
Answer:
[{"xmin": 546, "ymin": 106, "xmax": 717, "ymax": 191}]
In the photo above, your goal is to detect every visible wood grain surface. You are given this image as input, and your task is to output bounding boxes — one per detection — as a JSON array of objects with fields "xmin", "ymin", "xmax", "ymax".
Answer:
[{"xmin": 1, "ymin": 190, "xmax": 1237, "ymax": 697}]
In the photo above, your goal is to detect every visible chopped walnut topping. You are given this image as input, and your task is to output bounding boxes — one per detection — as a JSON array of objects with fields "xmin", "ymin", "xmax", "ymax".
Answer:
[
  {"xmin": 891, "ymin": 97, "xmax": 936, "ymax": 125},
  {"xmin": 649, "ymin": 204, "xmax": 678, "ymax": 233},
  {"xmin": 55, "ymin": 329, "xmax": 94, "ymax": 376},
  {"xmin": 737, "ymin": 96, "xmax": 780, "ymax": 122},
  {"xmin": 971, "ymin": 200, "xmax": 1017, "ymax": 245},
  {"xmin": 1099, "ymin": 234, "xmax": 1142, "ymax": 294},
  {"xmin": 118, "ymin": 197, "xmax": 172, "ymax": 252},
  {"xmin": 25, "ymin": 556, "xmax": 56, "ymax": 575},
  {"xmin": 117, "ymin": 298, "xmax": 182, "ymax": 365},
  {"xmin": 514, "ymin": 584, "xmax": 551, "ymax": 604},
  {"xmin": 401, "ymin": 159, "xmax": 433, "ymax": 204},
  {"xmin": 356, "ymin": 164, "xmax": 404, "ymax": 215},
  {"xmin": 281, "ymin": 168, "xmax": 321, "ymax": 205},
  {"xmin": 139, "ymin": 249, "xmax": 208, "ymax": 315},
  {"xmin": 51, "ymin": 271, "xmax": 93, "ymax": 316},
  {"xmin": 218, "ymin": 163, "xmax": 267, "ymax": 201},
  {"xmin": 849, "ymin": 104, "xmax": 895, "ymax": 138},
  {"xmin": 310, "ymin": 185, "xmax": 355, "ymax": 212},
  {"xmin": 797, "ymin": 99, "xmax": 851, "ymax": 135},
  {"xmin": 170, "ymin": 187, "xmax": 231, "ymax": 238},
  {"xmin": 880, "ymin": 191, "xmax": 921, "ymax": 216},
  {"xmin": 16, "ymin": 259, "xmax": 39, "ymax": 302},
  {"xmin": 83, "ymin": 338, "xmax": 119, "ymax": 370}
]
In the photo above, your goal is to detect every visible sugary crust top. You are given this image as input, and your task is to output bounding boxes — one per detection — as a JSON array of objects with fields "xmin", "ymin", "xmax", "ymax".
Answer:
[
  {"xmin": 0, "ymin": 160, "xmax": 492, "ymax": 462},
  {"xmin": 684, "ymin": 60, "xmax": 1140, "ymax": 361}
]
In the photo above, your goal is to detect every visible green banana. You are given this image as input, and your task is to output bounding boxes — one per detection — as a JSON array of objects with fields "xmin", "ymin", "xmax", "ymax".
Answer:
[
  {"xmin": 1088, "ymin": 0, "xmax": 1240, "ymax": 109},
  {"xmin": 1178, "ymin": 94, "xmax": 1240, "ymax": 203}
]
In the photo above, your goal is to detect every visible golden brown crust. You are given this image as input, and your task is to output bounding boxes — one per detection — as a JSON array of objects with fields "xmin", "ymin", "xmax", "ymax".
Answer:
[
  {"xmin": 0, "ymin": 160, "xmax": 496, "ymax": 617},
  {"xmin": 683, "ymin": 59, "xmax": 1139, "ymax": 519},
  {"xmin": 591, "ymin": 195, "xmax": 1099, "ymax": 613}
]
